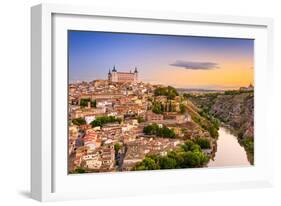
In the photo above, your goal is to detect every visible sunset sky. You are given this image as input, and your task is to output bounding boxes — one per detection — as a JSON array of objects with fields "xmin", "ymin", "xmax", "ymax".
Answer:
[{"xmin": 68, "ymin": 31, "xmax": 254, "ymax": 90}]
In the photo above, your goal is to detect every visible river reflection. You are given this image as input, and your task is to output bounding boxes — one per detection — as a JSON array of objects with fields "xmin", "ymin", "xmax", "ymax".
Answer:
[{"xmin": 208, "ymin": 127, "xmax": 250, "ymax": 167}]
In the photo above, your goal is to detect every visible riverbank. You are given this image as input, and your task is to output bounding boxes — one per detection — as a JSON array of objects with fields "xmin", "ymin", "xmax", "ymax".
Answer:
[
  {"xmin": 186, "ymin": 92, "xmax": 254, "ymax": 165},
  {"xmin": 208, "ymin": 127, "xmax": 251, "ymax": 167},
  {"xmin": 217, "ymin": 123, "xmax": 254, "ymax": 165}
]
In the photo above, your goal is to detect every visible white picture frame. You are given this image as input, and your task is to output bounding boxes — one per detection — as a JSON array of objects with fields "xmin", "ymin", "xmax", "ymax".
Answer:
[{"xmin": 31, "ymin": 3, "xmax": 274, "ymax": 202}]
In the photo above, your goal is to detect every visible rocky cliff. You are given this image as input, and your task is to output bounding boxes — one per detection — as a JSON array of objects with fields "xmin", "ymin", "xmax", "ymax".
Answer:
[
  {"xmin": 210, "ymin": 92, "xmax": 254, "ymax": 139},
  {"xmin": 187, "ymin": 91, "xmax": 254, "ymax": 164}
]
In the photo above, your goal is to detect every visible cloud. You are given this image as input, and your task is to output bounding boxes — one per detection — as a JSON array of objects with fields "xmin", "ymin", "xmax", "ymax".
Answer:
[{"xmin": 170, "ymin": 60, "xmax": 220, "ymax": 70}]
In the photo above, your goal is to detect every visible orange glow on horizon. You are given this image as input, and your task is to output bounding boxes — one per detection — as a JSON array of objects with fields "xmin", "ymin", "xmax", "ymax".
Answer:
[{"xmin": 148, "ymin": 62, "xmax": 254, "ymax": 89}]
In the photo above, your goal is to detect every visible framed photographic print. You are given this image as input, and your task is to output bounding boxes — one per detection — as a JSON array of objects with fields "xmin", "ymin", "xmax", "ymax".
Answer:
[{"xmin": 31, "ymin": 3, "xmax": 274, "ymax": 201}]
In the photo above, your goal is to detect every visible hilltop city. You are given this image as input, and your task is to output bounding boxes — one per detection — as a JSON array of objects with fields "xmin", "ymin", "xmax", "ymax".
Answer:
[{"xmin": 68, "ymin": 66, "xmax": 254, "ymax": 173}]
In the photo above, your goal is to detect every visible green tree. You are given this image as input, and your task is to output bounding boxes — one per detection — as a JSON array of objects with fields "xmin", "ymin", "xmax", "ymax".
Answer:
[
  {"xmin": 90, "ymin": 116, "xmax": 122, "ymax": 127},
  {"xmin": 133, "ymin": 140, "xmax": 210, "ymax": 171},
  {"xmin": 168, "ymin": 100, "xmax": 172, "ymax": 112},
  {"xmin": 181, "ymin": 151, "xmax": 201, "ymax": 167},
  {"xmin": 91, "ymin": 99, "xmax": 97, "ymax": 108},
  {"xmin": 194, "ymin": 138, "xmax": 211, "ymax": 149},
  {"xmin": 159, "ymin": 156, "xmax": 177, "ymax": 169},
  {"xmin": 143, "ymin": 123, "xmax": 175, "ymax": 138},
  {"xmin": 74, "ymin": 167, "xmax": 85, "ymax": 173},
  {"xmin": 114, "ymin": 143, "xmax": 121, "ymax": 155},
  {"xmin": 137, "ymin": 116, "xmax": 145, "ymax": 123},
  {"xmin": 72, "ymin": 117, "xmax": 86, "ymax": 126},
  {"xmin": 209, "ymin": 126, "xmax": 219, "ymax": 139},
  {"xmin": 180, "ymin": 104, "xmax": 186, "ymax": 114},
  {"xmin": 80, "ymin": 98, "xmax": 96, "ymax": 108},
  {"xmin": 152, "ymin": 102, "xmax": 163, "ymax": 114},
  {"xmin": 80, "ymin": 98, "xmax": 91, "ymax": 107},
  {"xmin": 182, "ymin": 140, "xmax": 197, "ymax": 151},
  {"xmin": 154, "ymin": 86, "xmax": 179, "ymax": 100},
  {"xmin": 134, "ymin": 157, "xmax": 160, "ymax": 170},
  {"xmin": 162, "ymin": 126, "xmax": 176, "ymax": 138}
]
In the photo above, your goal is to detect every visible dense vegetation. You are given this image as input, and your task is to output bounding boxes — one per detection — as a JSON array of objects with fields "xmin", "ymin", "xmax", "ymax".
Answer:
[
  {"xmin": 193, "ymin": 138, "xmax": 211, "ymax": 149},
  {"xmin": 71, "ymin": 167, "xmax": 86, "ymax": 174},
  {"xmin": 72, "ymin": 117, "xmax": 86, "ymax": 126},
  {"xmin": 239, "ymin": 137, "xmax": 254, "ymax": 164},
  {"xmin": 180, "ymin": 103, "xmax": 186, "ymax": 114},
  {"xmin": 80, "ymin": 98, "xmax": 97, "ymax": 108},
  {"xmin": 152, "ymin": 102, "xmax": 165, "ymax": 114},
  {"xmin": 193, "ymin": 115, "xmax": 219, "ymax": 139},
  {"xmin": 224, "ymin": 90, "xmax": 253, "ymax": 95},
  {"xmin": 152, "ymin": 100, "xmax": 176, "ymax": 114},
  {"xmin": 143, "ymin": 123, "xmax": 176, "ymax": 138},
  {"xmin": 90, "ymin": 116, "xmax": 122, "ymax": 127},
  {"xmin": 179, "ymin": 97, "xmax": 219, "ymax": 139},
  {"xmin": 198, "ymin": 110, "xmax": 220, "ymax": 130},
  {"xmin": 132, "ymin": 140, "xmax": 209, "ymax": 170},
  {"xmin": 154, "ymin": 86, "xmax": 179, "ymax": 100},
  {"xmin": 185, "ymin": 91, "xmax": 254, "ymax": 164},
  {"xmin": 184, "ymin": 93, "xmax": 220, "ymax": 113}
]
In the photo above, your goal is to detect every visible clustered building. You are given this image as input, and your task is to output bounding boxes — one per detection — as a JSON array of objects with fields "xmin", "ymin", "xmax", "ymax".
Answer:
[{"xmin": 68, "ymin": 67, "xmax": 197, "ymax": 173}]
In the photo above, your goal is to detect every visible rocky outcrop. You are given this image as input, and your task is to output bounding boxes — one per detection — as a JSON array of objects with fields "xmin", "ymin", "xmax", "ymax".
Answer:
[
  {"xmin": 188, "ymin": 91, "xmax": 254, "ymax": 164},
  {"xmin": 210, "ymin": 93, "xmax": 254, "ymax": 139}
]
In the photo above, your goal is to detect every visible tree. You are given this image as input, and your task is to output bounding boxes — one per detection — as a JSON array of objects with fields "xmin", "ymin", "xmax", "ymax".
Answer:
[
  {"xmin": 160, "ymin": 104, "xmax": 165, "ymax": 112},
  {"xmin": 209, "ymin": 125, "xmax": 219, "ymax": 139},
  {"xmin": 162, "ymin": 126, "xmax": 176, "ymax": 138},
  {"xmin": 137, "ymin": 116, "xmax": 145, "ymax": 123},
  {"xmin": 91, "ymin": 99, "xmax": 97, "ymax": 108},
  {"xmin": 143, "ymin": 124, "xmax": 175, "ymax": 138},
  {"xmin": 133, "ymin": 140, "xmax": 210, "ymax": 171},
  {"xmin": 72, "ymin": 117, "xmax": 86, "ymax": 126},
  {"xmin": 114, "ymin": 143, "xmax": 121, "ymax": 155},
  {"xmin": 167, "ymin": 151, "xmax": 184, "ymax": 167},
  {"xmin": 194, "ymin": 138, "xmax": 211, "ymax": 149},
  {"xmin": 134, "ymin": 157, "xmax": 160, "ymax": 170},
  {"xmin": 90, "ymin": 116, "xmax": 122, "ymax": 127},
  {"xmin": 180, "ymin": 104, "xmax": 186, "ymax": 114},
  {"xmin": 80, "ymin": 98, "xmax": 91, "ymax": 107},
  {"xmin": 152, "ymin": 102, "xmax": 163, "ymax": 114},
  {"xmin": 168, "ymin": 100, "xmax": 172, "ymax": 112},
  {"xmin": 181, "ymin": 151, "xmax": 201, "ymax": 167},
  {"xmin": 80, "ymin": 98, "xmax": 96, "ymax": 108},
  {"xmin": 154, "ymin": 86, "xmax": 179, "ymax": 100},
  {"xmin": 167, "ymin": 86, "xmax": 178, "ymax": 100},
  {"xmin": 182, "ymin": 140, "xmax": 196, "ymax": 151},
  {"xmin": 159, "ymin": 156, "xmax": 177, "ymax": 169},
  {"xmin": 74, "ymin": 167, "xmax": 85, "ymax": 173}
]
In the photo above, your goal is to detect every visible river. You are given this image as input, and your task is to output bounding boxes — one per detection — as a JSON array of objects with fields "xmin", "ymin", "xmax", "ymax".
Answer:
[{"xmin": 208, "ymin": 127, "xmax": 250, "ymax": 167}]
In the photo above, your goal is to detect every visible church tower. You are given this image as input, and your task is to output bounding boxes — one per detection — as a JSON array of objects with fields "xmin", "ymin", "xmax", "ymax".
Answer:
[
  {"xmin": 108, "ymin": 69, "xmax": 112, "ymax": 81},
  {"xmin": 111, "ymin": 65, "xmax": 118, "ymax": 82},
  {"xmin": 134, "ymin": 67, "xmax": 138, "ymax": 82}
]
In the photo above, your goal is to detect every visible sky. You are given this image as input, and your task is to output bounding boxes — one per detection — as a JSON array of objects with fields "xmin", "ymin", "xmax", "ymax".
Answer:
[{"xmin": 68, "ymin": 30, "xmax": 254, "ymax": 90}]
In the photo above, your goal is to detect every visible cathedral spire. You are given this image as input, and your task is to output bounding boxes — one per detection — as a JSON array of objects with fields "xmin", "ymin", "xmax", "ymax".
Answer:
[
  {"xmin": 134, "ymin": 67, "xmax": 138, "ymax": 73},
  {"xmin": 112, "ymin": 65, "xmax": 117, "ymax": 72}
]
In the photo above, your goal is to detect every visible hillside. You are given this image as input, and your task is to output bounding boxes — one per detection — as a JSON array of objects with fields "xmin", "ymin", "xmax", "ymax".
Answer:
[
  {"xmin": 184, "ymin": 99, "xmax": 219, "ymax": 139},
  {"xmin": 211, "ymin": 93, "xmax": 253, "ymax": 137},
  {"xmin": 187, "ymin": 91, "xmax": 254, "ymax": 164}
]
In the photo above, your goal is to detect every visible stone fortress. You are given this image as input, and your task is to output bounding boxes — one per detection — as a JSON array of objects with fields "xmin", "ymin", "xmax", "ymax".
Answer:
[{"xmin": 108, "ymin": 65, "xmax": 138, "ymax": 83}]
